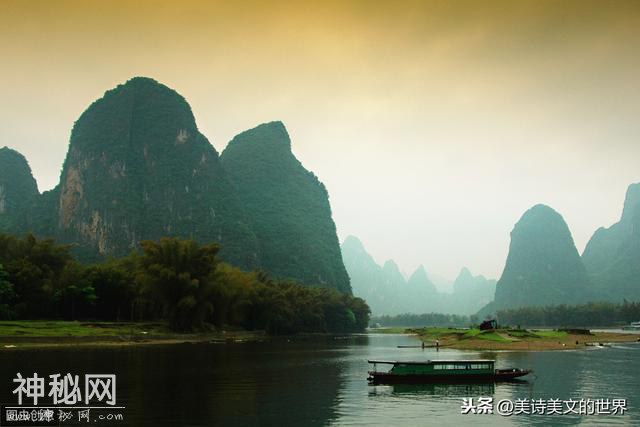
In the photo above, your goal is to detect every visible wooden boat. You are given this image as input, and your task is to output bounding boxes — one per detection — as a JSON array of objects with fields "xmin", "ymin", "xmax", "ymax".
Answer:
[{"xmin": 367, "ymin": 359, "xmax": 531, "ymax": 384}]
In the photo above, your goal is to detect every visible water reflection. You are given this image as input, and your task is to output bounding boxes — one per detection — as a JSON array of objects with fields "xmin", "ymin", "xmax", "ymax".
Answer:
[
  {"xmin": 0, "ymin": 335, "xmax": 637, "ymax": 426},
  {"xmin": 370, "ymin": 382, "xmax": 497, "ymax": 397}
]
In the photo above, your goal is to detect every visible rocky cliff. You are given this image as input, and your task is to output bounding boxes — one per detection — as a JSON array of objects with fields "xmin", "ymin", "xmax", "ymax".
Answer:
[
  {"xmin": 221, "ymin": 121, "xmax": 351, "ymax": 293},
  {"xmin": 19, "ymin": 77, "xmax": 258, "ymax": 267}
]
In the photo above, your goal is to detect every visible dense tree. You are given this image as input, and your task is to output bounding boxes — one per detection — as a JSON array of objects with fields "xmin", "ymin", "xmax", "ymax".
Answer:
[
  {"xmin": 0, "ymin": 263, "xmax": 16, "ymax": 319},
  {"xmin": 0, "ymin": 234, "xmax": 73, "ymax": 318},
  {"xmin": 137, "ymin": 238, "xmax": 220, "ymax": 331},
  {"xmin": 82, "ymin": 261, "xmax": 137, "ymax": 321},
  {"xmin": 0, "ymin": 233, "xmax": 370, "ymax": 333}
]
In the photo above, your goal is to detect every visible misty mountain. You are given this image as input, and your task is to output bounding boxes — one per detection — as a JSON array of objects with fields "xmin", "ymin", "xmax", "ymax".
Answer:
[
  {"xmin": 341, "ymin": 236, "xmax": 397, "ymax": 314},
  {"xmin": 449, "ymin": 267, "xmax": 496, "ymax": 314},
  {"xmin": 382, "ymin": 260, "xmax": 406, "ymax": 292},
  {"xmin": 221, "ymin": 121, "xmax": 351, "ymax": 293},
  {"xmin": 341, "ymin": 235, "xmax": 495, "ymax": 315},
  {"xmin": 428, "ymin": 272, "xmax": 454, "ymax": 293},
  {"xmin": 0, "ymin": 147, "xmax": 39, "ymax": 233},
  {"xmin": 408, "ymin": 265, "xmax": 437, "ymax": 293},
  {"xmin": 400, "ymin": 265, "xmax": 438, "ymax": 313},
  {"xmin": 582, "ymin": 183, "xmax": 640, "ymax": 301},
  {"xmin": 0, "ymin": 77, "xmax": 350, "ymax": 293},
  {"xmin": 492, "ymin": 204, "xmax": 592, "ymax": 311}
]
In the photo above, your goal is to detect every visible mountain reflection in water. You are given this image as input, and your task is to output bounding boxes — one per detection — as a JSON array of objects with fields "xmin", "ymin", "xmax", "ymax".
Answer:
[{"xmin": 0, "ymin": 334, "xmax": 638, "ymax": 426}]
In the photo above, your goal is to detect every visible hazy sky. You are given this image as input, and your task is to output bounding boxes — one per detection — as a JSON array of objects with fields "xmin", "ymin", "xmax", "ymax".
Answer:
[{"xmin": 1, "ymin": 0, "xmax": 639, "ymax": 280}]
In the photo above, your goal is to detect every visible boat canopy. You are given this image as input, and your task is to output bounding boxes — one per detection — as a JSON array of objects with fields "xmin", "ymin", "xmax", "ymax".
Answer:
[{"xmin": 368, "ymin": 359, "xmax": 494, "ymax": 365}]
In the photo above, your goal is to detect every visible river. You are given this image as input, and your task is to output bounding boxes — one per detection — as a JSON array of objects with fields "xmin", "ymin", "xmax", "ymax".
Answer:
[{"xmin": 0, "ymin": 333, "xmax": 639, "ymax": 426}]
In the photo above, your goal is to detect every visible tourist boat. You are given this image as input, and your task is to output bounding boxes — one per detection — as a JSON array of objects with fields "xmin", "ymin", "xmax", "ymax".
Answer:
[
  {"xmin": 367, "ymin": 359, "xmax": 531, "ymax": 384},
  {"xmin": 622, "ymin": 321, "xmax": 640, "ymax": 330}
]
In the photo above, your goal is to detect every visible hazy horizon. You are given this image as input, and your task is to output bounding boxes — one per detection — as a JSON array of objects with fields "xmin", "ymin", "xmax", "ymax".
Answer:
[{"xmin": 2, "ymin": 0, "xmax": 639, "ymax": 279}]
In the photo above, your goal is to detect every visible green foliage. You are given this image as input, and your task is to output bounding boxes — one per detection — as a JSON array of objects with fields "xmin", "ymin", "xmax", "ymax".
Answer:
[
  {"xmin": 137, "ymin": 238, "xmax": 220, "ymax": 331},
  {"xmin": 82, "ymin": 260, "xmax": 137, "ymax": 321},
  {"xmin": 0, "ymin": 234, "xmax": 73, "ymax": 318},
  {"xmin": 469, "ymin": 330, "xmax": 512, "ymax": 343},
  {"xmin": 497, "ymin": 301, "xmax": 640, "ymax": 327},
  {"xmin": 0, "ymin": 321, "xmax": 170, "ymax": 337},
  {"xmin": 0, "ymin": 233, "xmax": 370, "ymax": 333},
  {"xmin": 212, "ymin": 264, "xmax": 368, "ymax": 334},
  {"xmin": 0, "ymin": 263, "xmax": 16, "ymax": 319}
]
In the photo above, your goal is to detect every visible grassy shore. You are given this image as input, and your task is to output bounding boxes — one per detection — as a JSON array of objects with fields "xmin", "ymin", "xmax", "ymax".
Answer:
[
  {"xmin": 373, "ymin": 326, "xmax": 640, "ymax": 350},
  {"xmin": 0, "ymin": 321, "xmax": 266, "ymax": 349}
]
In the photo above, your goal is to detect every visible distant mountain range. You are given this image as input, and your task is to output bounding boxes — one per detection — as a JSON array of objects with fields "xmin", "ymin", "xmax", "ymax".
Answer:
[
  {"xmin": 1, "ymin": 76, "xmax": 637, "ymax": 310},
  {"xmin": 0, "ymin": 77, "xmax": 350, "ymax": 293},
  {"xmin": 482, "ymin": 184, "xmax": 640, "ymax": 317},
  {"xmin": 345, "ymin": 181, "xmax": 639, "ymax": 318},
  {"xmin": 341, "ymin": 235, "xmax": 495, "ymax": 315}
]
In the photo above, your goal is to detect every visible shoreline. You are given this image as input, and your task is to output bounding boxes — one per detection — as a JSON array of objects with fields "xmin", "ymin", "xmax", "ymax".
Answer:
[
  {"xmin": 373, "ymin": 327, "xmax": 640, "ymax": 351},
  {"xmin": 2, "ymin": 322, "xmax": 638, "ymax": 351},
  {"xmin": 0, "ymin": 321, "xmax": 267, "ymax": 350},
  {"xmin": 0, "ymin": 321, "xmax": 367, "ymax": 350},
  {"xmin": 0, "ymin": 332, "xmax": 268, "ymax": 350}
]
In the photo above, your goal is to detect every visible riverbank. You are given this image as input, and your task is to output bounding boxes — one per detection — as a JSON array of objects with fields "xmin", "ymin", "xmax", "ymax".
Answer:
[
  {"xmin": 0, "ymin": 321, "xmax": 266, "ymax": 349},
  {"xmin": 372, "ymin": 327, "xmax": 640, "ymax": 350}
]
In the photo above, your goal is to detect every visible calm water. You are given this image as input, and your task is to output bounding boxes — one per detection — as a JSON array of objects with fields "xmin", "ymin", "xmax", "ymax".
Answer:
[{"xmin": 0, "ymin": 333, "xmax": 639, "ymax": 426}]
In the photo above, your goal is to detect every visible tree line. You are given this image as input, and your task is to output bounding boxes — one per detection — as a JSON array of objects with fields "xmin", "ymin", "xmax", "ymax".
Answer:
[
  {"xmin": 497, "ymin": 302, "xmax": 640, "ymax": 327},
  {"xmin": 0, "ymin": 234, "xmax": 370, "ymax": 333},
  {"xmin": 371, "ymin": 313, "xmax": 474, "ymax": 327}
]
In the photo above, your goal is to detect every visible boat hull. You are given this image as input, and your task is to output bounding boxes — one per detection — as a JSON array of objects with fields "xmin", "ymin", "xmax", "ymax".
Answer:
[{"xmin": 368, "ymin": 369, "xmax": 531, "ymax": 384}]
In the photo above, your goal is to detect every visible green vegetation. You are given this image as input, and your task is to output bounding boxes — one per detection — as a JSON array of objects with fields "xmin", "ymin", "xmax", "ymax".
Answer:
[
  {"xmin": 409, "ymin": 327, "xmax": 467, "ymax": 339},
  {"xmin": 0, "ymin": 233, "xmax": 370, "ymax": 334},
  {"xmin": 404, "ymin": 326, "xmax": 638, "ymax": 350},
  {"xmin": 497, "ymin": 301, "xmax": 640, "ymax": 327},
  {"xmin": 410, "ymin": 327, "xmax": 514, "ymax": 343},
  {"xmin": 473, "ymin": 331, "xmax": 512, "ymax": 343},
  {"xmin": 0, "ymin": 321, "xmax": 170, "ymax": 337}
]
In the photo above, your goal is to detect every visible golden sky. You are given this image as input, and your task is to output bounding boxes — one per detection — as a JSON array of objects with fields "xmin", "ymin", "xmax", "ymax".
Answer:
[{"xmin": 1, "ymin": 0, "xmax": 639, "ymax": 280}]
